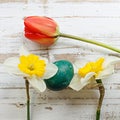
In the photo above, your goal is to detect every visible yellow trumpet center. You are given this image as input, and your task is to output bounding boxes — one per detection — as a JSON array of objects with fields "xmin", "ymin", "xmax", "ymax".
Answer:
[
  {"xmin": 78, "ymin": 58, "xmax": 104, "ymax": 77},
  {"xmin": 18, "ymin": 54, "xmax": 46, "ymax": 77}
]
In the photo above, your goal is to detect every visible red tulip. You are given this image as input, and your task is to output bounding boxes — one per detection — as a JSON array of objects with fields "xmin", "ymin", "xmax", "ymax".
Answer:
[
  {"xmin": 24, "ymin": 16, "xmax": 59, "ymax": 46},
  {"xmin": 24, "ymin": 16, "xmax": 120, "ymax": 54}
]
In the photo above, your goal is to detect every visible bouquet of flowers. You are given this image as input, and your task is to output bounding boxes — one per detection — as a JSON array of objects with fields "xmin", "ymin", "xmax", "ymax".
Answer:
[{"xmin": 3, "ymin": 16, "xmax": 120, "ymax": 120}]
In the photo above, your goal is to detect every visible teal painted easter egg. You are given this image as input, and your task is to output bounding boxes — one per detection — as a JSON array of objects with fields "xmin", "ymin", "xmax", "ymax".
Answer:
[{"xmin": 44, "ymin": 60, "xmax": 74, "ymax": 91}]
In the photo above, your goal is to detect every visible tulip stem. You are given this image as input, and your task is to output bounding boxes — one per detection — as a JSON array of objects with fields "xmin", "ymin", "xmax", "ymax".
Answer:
[
  {"xmin": 59, "ymin": 33, "xmax": 120, "ymax": 53},
  {"xmin": 24, "ymin": 77, "xmax": 30, "ymax": 120},
  {"xmin": 96, "ymin": 79, "xmax": 105, "ymax": 120}
]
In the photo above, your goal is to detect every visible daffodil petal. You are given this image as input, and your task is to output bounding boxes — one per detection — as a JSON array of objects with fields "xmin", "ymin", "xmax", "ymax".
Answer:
[
  {"xmin": 97, "ymin": 65, "xmax": 114, "ymax": 79},
  {"xmin": 74, "ymin": 60, "xmax": 87, "ymax": 69},
  {"xmin": 80, "ymin": 72, "xmax": 95, "ymax": 89},
  {"xmin": 69, "ymin": 72, "xmax": 95, "ymax": 91},
  {"xmin": 72, "ymin": 64, "xmax": 78, "ymax": 73},
  {"xmin": 3, "ymin": 57, "xmax": 23, "ymax": 75},
  {"xmin": 19, "ymin": 46, "xmax": 30, "ymax": 56},
  {"xmin": 28, "ymin": 77, "xmax": 46, "ymax": 92},
  {"xmin": 103, "ymin": 56, "xmax": 120, "ymax": 68},
  {"xmin": 4, "ymin": 57, "xmax": 19, "ymax": 66},
  {"xmin": 69, "ymin": 74, "xmax": 83, "ymax": 91},
  {"xmin": 81, "ymin": 72, "xmax": 95, "ymax": 84},
  {"xmin": 40, "ymin": 56, "xmax": 48, "ymax": 63},
  {"xmin": 43, "ymin": 63, "xmax": 58, "ymax": 79}
]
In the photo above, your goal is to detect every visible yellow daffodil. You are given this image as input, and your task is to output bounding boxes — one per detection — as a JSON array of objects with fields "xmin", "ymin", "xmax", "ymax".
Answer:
[
  {"xmin": 69, "ymin": 56, "xmax": 120, "ymax": 91},
  {"xmin": 3, "ymin": 46, "xmax": 58, "ymax": 92}
]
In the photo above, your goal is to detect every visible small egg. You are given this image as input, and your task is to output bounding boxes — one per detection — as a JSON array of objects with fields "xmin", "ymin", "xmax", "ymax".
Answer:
[{"xmin": 44, "ymin": 60, "xmax": 74, "ymax": 91}]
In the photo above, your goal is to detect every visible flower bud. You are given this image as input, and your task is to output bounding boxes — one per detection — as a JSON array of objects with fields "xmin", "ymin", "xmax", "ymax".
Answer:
[{"xmin": 24, "ymin": 16, "xmax": 59, "ymax": 46}]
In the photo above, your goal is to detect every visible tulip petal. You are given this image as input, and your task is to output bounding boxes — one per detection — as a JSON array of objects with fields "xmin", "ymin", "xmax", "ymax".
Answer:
[
  {"xmin": 69, "ymin": 72, "xmax": 95, "ymax": 91},
  {"xmin": 3, "ymin": 57, "xmax": 24, "ymax": 76},
  {"xmin": 43, "ymin": 63, "xmax": 58, "ymax": 79},
  {"xmin": 28, "ymin": 77, "xmax": 46, "ymax": 92},
  {"xmin": 24, "ymin": 30, "xmax": 56, "ymax": 46},
  {"xmin": 19, "ymin": 46, "xmax": 30, "ymax": 56},
  {"xmin": 24, "ymin": 16, "xmax": 58, "ymax": 37},
  {"xmin": 97, "ymin": 65, "xmax": 114, "ymax": 79}
]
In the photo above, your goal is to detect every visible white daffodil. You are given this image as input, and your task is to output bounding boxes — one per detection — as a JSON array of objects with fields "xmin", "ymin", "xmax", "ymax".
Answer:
[
  {"xmin": 69, "ymin": 56, "xmax": 120, "ymax": 91},
  {"xmin": 3, "ymin": 46, "xmax": 58, "ymax": 92}
]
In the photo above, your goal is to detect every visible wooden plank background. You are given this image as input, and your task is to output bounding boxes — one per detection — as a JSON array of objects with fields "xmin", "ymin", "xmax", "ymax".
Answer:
[{"xmin": 0, "ymin": 0, "xmax": 120, "ymax": 120}]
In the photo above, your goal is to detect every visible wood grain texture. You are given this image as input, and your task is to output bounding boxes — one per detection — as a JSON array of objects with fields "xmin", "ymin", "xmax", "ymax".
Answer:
[{"xmin": 0, "ymin": 0, "xmax": 120, "ymax": 120}]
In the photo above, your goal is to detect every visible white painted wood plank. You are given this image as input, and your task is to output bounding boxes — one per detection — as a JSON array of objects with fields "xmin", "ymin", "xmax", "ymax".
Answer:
[
  {"xmin": 0, "ymin": 0, "xmax": 27, "ymax": 3},
  {"xmin": 1, "ymin": 2, "xmax": 120, "ymax": 17},
  {"xmin": 2, "ymin": 89, "xmax": 120, "ymax": 103},
  {"xmin": 25, "ymin": 104, "xmax": 120, "ymax": 120},
  {"xmin": 0, "ymin": 92, "xmax": 120, "ymax": 120},
  {"xmin": 48, "ymin": 0, "xmax": 120, "ymax": 3},
  {"xmin": 1, "ymin": 103, "xmax": 120, "ymax": 120},
  {"xmin": 44, "ymin": 2, "xmax": 120, "ymax": 17}
]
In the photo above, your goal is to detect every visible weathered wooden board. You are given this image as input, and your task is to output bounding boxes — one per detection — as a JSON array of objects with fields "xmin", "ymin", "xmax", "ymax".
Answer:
[{"xmin": 0, "ymin": 0, "xmax": 120, "ymax": 120}]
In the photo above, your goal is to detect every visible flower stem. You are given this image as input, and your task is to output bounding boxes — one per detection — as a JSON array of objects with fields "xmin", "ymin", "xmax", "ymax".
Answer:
[
  {"xmin": 96, "ymin": 79, "xmax": 105, "ymax": 120},
  {"xmin": 25, "ymin": 77, "xmax": 30, "ymax": 120},
  {"xmin": 59, "ymin": 33, "xmax": 120, "ymax": 53}
]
